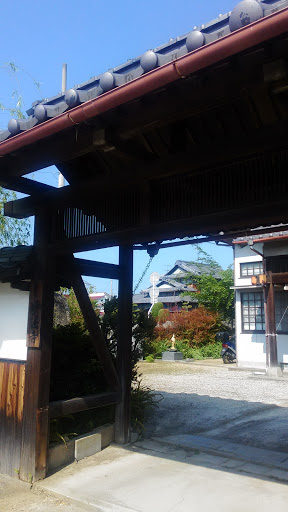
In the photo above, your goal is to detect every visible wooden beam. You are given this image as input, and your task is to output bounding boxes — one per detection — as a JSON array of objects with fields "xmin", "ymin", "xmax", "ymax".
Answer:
[
  {"xmin": 4, "ymin": 182, "xmax": 85, "ymax": 219},
  {"xmin": 0, "ymin": 176, "xmax": 55, "ymax": 195},
  {"xmin": 49, "ymin": 392, "xmax": 121, "ymax": 418},
  {"xmin": 0, "ymin": 123, "xmax": 101, "ymax": 177},
  {"xmin": 58, "ymin": 257, "xmax": 120, "ymax": 280},
  {"xmin": 270, "ymin": 272, "xmax": 288, "ymax": 284},
  {"xmin": 265, "ymin": 272, "xmax": 278, "ymax": 368},
  {"xmin": 47, "ymin": 197, "xmax": 288, "ymax": 254},
  {"xmin": 70, "ymin": 266, "xmax": 120, "ymax": 391},
  {"xmin": 4, "ymin": 121, "xmax": 288, "ymax": 220},
  {"xmin": 115, "ymin": 245, "xmax": 133, "ymax": 444},
  {"xmin": 20, "ymin": 212, "xmax": 55, "ymax": 483}
]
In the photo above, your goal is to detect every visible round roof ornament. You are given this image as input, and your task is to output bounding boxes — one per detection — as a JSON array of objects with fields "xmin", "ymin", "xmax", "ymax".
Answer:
[
  {"xmin": 186, "ymin": 31, "xmax": 205, "ymax": 52},
  {"xmin": 65, "ymin": 89, "xmax": 79, "ymax": 107},
  {"xmin": 8, "ymin": 119, "xmax": 20, "ymax": 135},
  {"xmin": 229, "ymin": 0, "xmax": 263, "ymax": 32},
  {"xmin": 140, "ymin": 51, "xmax": 158, "ymax": 72},
  {"xmin": 34, "ymin": 104, "xmax": 47, "ymax": 122},
  {"xmin": 100, "ymin": 72, "xmax": 114, "ymax": 93}
]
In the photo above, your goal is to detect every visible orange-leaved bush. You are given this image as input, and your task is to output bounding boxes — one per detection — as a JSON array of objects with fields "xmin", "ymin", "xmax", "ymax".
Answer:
[{"xmin": 154, "ymin": 307, "xmax": 221, "ymax": 346}]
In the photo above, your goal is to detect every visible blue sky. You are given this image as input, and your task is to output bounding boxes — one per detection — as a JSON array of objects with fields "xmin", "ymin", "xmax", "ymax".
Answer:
[{"xmin": 1, "ymin": 0, "xmax": 236, "ymax": 293}]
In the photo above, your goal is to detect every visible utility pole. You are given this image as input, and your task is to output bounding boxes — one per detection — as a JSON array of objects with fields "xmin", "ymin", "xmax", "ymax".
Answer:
[{"xmin": 58, "ymin": 64, "xmax": 67, "ymax": 188}]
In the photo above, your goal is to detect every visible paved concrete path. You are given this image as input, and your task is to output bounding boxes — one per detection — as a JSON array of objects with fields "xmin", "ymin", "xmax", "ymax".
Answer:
[{"xmin": 39, "ymin": 438, "xmax": 288, "ymax": 512}]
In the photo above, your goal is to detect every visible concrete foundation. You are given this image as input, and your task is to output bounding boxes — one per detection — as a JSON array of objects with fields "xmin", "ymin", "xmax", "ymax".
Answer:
[
  {"xmin": 162, "ymin": 351, "xmax": 183, "ymax": 361},
  {"xmin": 48, "ymin": 423, "xmax": 115, "ymax": 472}
]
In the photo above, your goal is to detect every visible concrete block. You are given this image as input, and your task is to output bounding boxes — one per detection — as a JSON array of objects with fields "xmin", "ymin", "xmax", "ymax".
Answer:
[
  {"xmin": 162, "ymin": 351, "xmax": 183, "ymax": 361},
  {"xmin": 266, "ymin": 366, "xmax": 282, "ymax": 378},
  {"xmin": 92, "ymin": 423, "xmax": 115, "ymax": 449},
  {"xmin": 48, "ymin": 439, "xmax": 75, "ymax": 471},
  {"xmin": 48, "ymin": 423, "xmax": 115, "ymax": 470},
  {"xmin": 75, "ymin": 432, "xmax": 101, "ymax": 461}
]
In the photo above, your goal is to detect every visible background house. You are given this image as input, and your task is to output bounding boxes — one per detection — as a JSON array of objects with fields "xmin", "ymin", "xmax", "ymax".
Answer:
[
  {"xmin": 233, "ymin": 231, "xmax": 288, "ymax": 369},
  {"xmin": 89, "ymin": 292, "xmax": 111, "ymax": 316},
  {"xmin": 133, "ymin": 260, "xmax": 215, "ymax": 312}
]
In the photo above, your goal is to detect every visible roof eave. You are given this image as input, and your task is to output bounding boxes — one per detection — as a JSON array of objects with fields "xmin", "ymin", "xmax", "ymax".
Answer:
[{"xmin": 1, "ymin": 8, "xmax": 288, "ymax": 160}]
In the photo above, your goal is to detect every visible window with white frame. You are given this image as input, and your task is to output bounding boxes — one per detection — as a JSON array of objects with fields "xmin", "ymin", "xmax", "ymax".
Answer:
[
  {"xmin": 240, "ymin": 261, "xmax": 263, "ymax": 277},
  {"xmin": 241, "ymin": 292, "xmax": 265, "ymax": 331}
]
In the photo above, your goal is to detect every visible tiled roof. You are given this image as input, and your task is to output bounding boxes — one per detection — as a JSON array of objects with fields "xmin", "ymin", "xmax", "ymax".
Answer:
[
  {"xmin": 0, "ymin": 245, "xmax": 34, "ymax": 289},
  {"xmin": 1, "ymin": 0, "xmax": 287, "ymax": 142},
  {"xmin": 0, "ymin": 245, "xmax": 33, "ymax": 268},
  {"xmin": 133, "ymin": 294, "xmax": 196, "ymax": 304},
  {"xmin": 234, "ymin": 228, "xmax": 288, "ymax": 244},
  {"xmin": 164, "ymin": 260, "xmax": 220, "ymax": 279}
]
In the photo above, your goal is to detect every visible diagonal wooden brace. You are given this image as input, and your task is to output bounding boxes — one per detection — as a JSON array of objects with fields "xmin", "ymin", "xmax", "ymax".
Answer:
[{"xmin": 70, "ymin": 267, "xmax": 120, "ymax": 392}]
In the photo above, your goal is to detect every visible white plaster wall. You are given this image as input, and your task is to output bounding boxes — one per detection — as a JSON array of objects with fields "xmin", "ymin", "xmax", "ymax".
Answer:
[
  {"xmin": 158, "ymin": 284, "xmax": 174, "ymax": 290},
  {"xmin": 234, "ymin": 243, "xmax": 263, "ymax": 287},
  {"xmin": 235, "ymin": 290, "xmax": 288, "ymax": 367},
  {"xmin": 235, "ymin": 290, "xmax": 266, "ymax": 368},
  {"xmin": 277, "ymin": 335, "xmax": 288, "ymax": 364},
  {"xmin": 0, "ymin": 283, "xmax": 29, "ymax": 361}
]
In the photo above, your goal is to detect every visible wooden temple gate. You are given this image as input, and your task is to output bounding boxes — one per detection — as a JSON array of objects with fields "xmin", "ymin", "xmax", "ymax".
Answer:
[{"xmin": 0, "ymin": 8, "xmax": 288, "ymax": 481}]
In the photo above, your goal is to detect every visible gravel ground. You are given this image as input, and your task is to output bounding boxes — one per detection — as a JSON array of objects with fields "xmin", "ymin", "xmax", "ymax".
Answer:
[{"xmin": 138, "ymin": 360, "xmax": 288, "ymax": 452}]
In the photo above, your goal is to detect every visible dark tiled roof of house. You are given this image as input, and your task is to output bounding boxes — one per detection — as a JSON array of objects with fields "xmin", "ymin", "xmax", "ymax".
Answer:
[
  {"xmin": 0, "ymin": 245, "xmax": 33, "ymax": 268},
  {"xmin": 234, "ymin": 229, "xmax": 288, "ymax": 244}
]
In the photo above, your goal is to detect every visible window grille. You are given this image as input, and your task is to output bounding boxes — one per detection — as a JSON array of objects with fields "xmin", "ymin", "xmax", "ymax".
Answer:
[
  {"xmin": 241, "ymin": 292, "xmax": 265, "ymax": 331},
  {"xmin": 240, "ymin": 261, "xmax": 263, "ymax": 277}
]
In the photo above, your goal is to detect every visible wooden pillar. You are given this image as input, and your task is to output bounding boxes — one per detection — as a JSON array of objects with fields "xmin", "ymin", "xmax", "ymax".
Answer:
[
  {"xmin": 265, "ymin": 272, "xmax": 278, "ymax": 368},
  {"xmin": 20, "ymin": 213, "xmax": 55, "ymax": 482},
  {"xmin": 115, "ymin": 245, "xmax": 133, "ymax": 444}
]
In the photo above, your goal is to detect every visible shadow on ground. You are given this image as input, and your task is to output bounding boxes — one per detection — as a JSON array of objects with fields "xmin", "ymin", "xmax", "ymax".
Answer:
[{"xmin": 142, "ymin": 391, "xmax": 288, "ymax": 453}]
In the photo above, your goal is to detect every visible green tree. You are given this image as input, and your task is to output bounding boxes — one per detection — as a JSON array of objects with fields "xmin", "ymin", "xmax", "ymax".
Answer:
[
  {"xmin": 0, "ymin": 61, "xmax": 40, "ymax": 119},
  {"xmin": 183, "ymin": 247, "xmax": 234, "ymax": 326},
  {"xmin": 150, "ymin": 302, "xmax": 164, "ymax": 320},
  {"xmin": 0, "ymin": 187, "xmax": 30, "ymax": 247},
  {"xmin": 0, "ymin": 62, "xmax": 40, "ymax": 248}
]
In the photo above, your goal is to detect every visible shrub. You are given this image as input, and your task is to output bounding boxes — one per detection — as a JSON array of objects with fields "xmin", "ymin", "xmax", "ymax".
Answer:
[
  {"xmin": 151, "ymin": 302, "xmax": 164, "ymax": 320},
  {"xmin": 50, "ymin": 299, "xmax": 159, "ymax": 443},
  {"xmin": 131, "ymin": 377, "xmax": 160, "ymax": 432},
  {"xmin": 157, "ymin": 308, "xmax": 169, "ymax": 324},
  {"xmin": 155, "ymin": 307, "xmax": 222, "ymax": 346},
  {"xmin": 145, "ymin": 355, "xmax": 155, "ymax": 363},
  {"xmin": 174, "ymin": 340, "xmax": 222, "ymax": 359},
  {"xmin": 143, "ymin": 338, "xmax": 170, "ymax": 359},
  {"xmin": 60, "ymin": 286, "xmax": 99, "ymax": 326}
]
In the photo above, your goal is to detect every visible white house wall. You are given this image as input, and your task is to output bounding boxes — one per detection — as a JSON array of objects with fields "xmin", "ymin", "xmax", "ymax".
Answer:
[
  {"xmin": 0, "ymin": 283, "xmax": 29, "ymax": 361},
  {"xmin": 276, "ymin": 335, "xmax": 288, "ymax": 364},
  {"xmin": 235, "ymin": 290, "xmax": 266, "ymax": 368},
  {"xmin": 234, "ymin": 243, "xmax": 263, "ymax": 287},
  {"xmin": 235, "ymin": 242, "xmax": 288, "ymax": 368}
]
